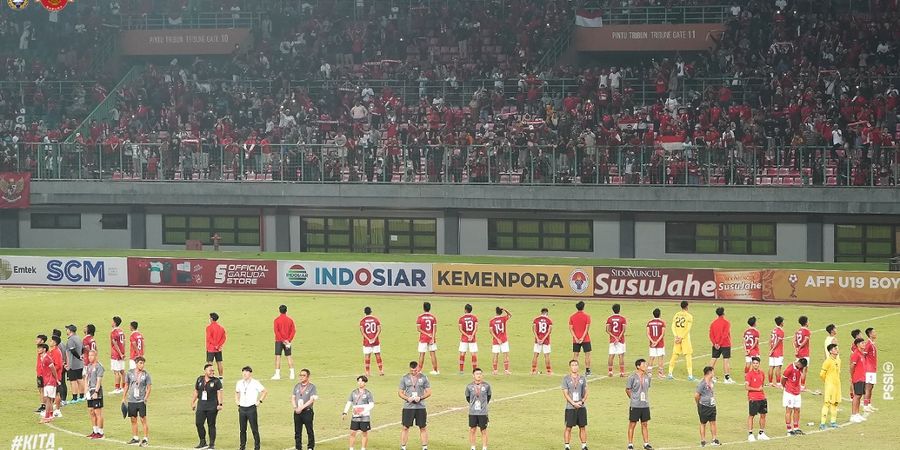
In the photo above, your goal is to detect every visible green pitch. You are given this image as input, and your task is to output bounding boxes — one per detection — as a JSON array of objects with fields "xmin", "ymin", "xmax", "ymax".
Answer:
[{"xmin": 2, "ymin": 287, "xmax": 897, "ymax": 450}]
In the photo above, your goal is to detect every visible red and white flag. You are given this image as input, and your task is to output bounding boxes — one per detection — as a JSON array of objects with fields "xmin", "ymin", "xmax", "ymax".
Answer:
[
  {"xmin": 0, "ymin": 172, "xmax": 30, "ymax": 209},
  {"xmin": 575, "ymin": 9, "xmax": 604, "ymax": 28}
]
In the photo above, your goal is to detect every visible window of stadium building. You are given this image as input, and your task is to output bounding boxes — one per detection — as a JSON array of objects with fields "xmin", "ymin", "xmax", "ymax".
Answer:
[
  {"xmin": 30, "ymin": 213, "xmax": 81, "ymax": 229},
  {"xmin": 666, "ymin": 222, "xmax": 776, "ymax": 255},
  {"xmin": 101, "ymin": 213, "xmax": 128, "ymax": 230},
  {"xmin": 301, "ymin": 218, "xmax": 437, "ymax": 254},
  {"xmin": 488, "ymin": 219, "xmax": 593, "ymax": 252},
  {"xmin": 162, "ymin": 215, "xmax": 260, "ymax": 246},
  {"xmin": 834, "ymin": 224, "xmax": 898, "ymax": 263}
]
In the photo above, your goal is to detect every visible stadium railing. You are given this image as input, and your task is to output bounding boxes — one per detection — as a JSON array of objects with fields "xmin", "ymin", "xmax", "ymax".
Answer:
[
  {"xmin": 119, "ymin": 12, "xmax": 260, "ymax": 30},
  {"xmin": 65, "ymin": 66, "xmax": 145, "ymax": 144},
  {"xmin": 579, "ymin": 5, "xmax": 729, "ymax": 25},
  {"xmin": 5, "ymin": 143, "xmax": 896, "ymax": 188}
]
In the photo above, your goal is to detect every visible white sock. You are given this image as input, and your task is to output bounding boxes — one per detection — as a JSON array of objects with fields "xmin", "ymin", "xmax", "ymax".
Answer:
[
  {"xmin": 133, "ymin": 436, "xmax": 139, "ymax": 441},
  {"xmin": 290, "ymin": 368, "xmax": 295, "ymax": 374},
  {"xmin": 274, "ymin": 369, "xmax": 281, "ymax": 375},
  {"xmin": 98, "ymin": 428, "xmax": 103, "ymax": 435}
]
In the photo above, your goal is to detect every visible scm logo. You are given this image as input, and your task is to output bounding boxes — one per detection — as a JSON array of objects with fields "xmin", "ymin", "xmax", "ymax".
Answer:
[{"xmin": 46, "ymin": 259, "xmax": 107, "ymax": 283}]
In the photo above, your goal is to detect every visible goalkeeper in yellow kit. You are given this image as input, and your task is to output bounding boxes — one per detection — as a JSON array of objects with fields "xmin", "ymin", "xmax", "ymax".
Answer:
[
  {"xmin": 667, "ymin": 301, "xmax": 694, "ymax": 380},
  {"xmin": 819, "ymin": 343, "xmax": 841, "ymax": 429}
]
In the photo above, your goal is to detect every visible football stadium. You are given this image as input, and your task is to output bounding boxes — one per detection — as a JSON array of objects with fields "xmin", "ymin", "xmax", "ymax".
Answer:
[{"xmin": 0, "ymin": 1, "xmax": 898, "ymax": 449}]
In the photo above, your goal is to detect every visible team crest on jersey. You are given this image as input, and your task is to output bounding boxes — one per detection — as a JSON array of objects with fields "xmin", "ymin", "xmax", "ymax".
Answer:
[
  {"xmin": 7, "ymin": 0, "xmax": 29, "ymax": 10},
  {"xmin": 38, "ymin": 0, "xmax": 67, "ymax": 11}
]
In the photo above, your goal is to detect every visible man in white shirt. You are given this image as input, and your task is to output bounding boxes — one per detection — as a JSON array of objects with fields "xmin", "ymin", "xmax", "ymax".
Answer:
[{"xmin": 235, "ymin": 366, "xmax": 267, "ymax": 450}]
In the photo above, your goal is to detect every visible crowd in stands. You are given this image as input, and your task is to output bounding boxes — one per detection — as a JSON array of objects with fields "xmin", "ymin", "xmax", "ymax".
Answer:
[{"xmin": 0, "ymin": 0, "xmax": 898, "ymax": 186}]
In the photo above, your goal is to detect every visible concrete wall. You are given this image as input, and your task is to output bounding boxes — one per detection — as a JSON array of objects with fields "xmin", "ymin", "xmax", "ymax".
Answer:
[{"xmin": 18, "ymin": 208, "xmax": 131, "ymax": 249}]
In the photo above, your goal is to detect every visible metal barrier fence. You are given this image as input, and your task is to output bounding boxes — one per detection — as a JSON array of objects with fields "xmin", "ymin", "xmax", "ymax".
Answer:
[
  {"xmin": 3, "ymin": 143, "xmax": 896, "ymax": 187},
  {"xmin": 581, "ymin": 5, "xmax": 729, "ymax": 25},
  {"xmin": 119, "ymin": 12, "xmax": 259, "ymax": 30}
]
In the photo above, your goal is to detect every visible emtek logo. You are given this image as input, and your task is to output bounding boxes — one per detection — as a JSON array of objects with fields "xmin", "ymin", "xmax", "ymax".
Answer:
[
  {"xmin": 46, "ymin": 259, "xmax": 106, "ymax": 283},
  {"xmin": 285, "ymin": 264, "xmax": 308, "ymax": 286}
]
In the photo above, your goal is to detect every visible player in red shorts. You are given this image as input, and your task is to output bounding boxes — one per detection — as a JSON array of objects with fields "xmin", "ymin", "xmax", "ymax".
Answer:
[
  {"xmin": 457, "ymin": 304, "xmax": 479, "ymax": 374},
  {"xmin": 793, "ymin": 316, "xmax": 811, "ymax": 390},
  {"xmin": 416, "ymin": 302, "xmax": 439, "ymax": 375},
  {"xmin": 532, "ymin": 308, "xmax": 554, "ymax": 375},
  {"xmin": 743, "ymin": 317, "xmax": 760, "ymax": 374},
  {"xmin": 768, "ymin": 317, "xmax": 785, "ymax": 387},
  {"xmin": 569, "ymin": 301, "xmax": 593, "ymax": 376},
  {"xmin": 360, "ymin": 306, "xmax": 384, "ymax": 376},
  {"xmin": 781, "ymin": 358, "xmax": 807, "ymax": 436},
  {"xmin": 489, "ymin": 307, "xmax": 512, "ymax": 375},
  {"xmin": 110, "ymin": 317, "xmax": 126, "ymax": 394},
  {"xmin": 129, "ymin": 321, "xmax": 144, "ymax": 371},
  {"xmin": 606, "ymin": 304, "xmax": 627, "ymax": 377}
]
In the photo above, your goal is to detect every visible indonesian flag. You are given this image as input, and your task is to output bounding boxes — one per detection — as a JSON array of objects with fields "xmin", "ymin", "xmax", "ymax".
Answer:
[
  {"xmin": 656, "ymin": 135, "xmax": 684, "ymax": 152},
  {"xmin": 575, "ymin": 9, "xmax": 603, "ymax": 28},
  {"xmin": 0, "ymin": 172, "xmax": 30, "ymax": 209}
]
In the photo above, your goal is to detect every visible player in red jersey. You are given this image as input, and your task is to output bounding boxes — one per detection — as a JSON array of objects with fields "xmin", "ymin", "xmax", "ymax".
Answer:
[
  {"xmin": 781, "ymin": 358, "xmax": 808, "ymax": 436},
  {"xmin": 205, "ymin": 312, "xmax": 226, "ymax": 377},
  {"xmin": 743, "ymin": 317, "xmax": 760, "ymax": 374},
  {"xmin": 532, "ymin": 308, "xmax": 553, "ymax": 375},
  {"xmin": 606, "ymin": 304, "xmax": 627, "ymax": 377},
  {"xmin": 489, "ymin": 307, "xmax": 512, "ymax": 375},
  {"xmin": 708, "ymin": 307, "xmax": 734, "ymax": 384},
  {"xmin": 768, "ymin": 317, "xmax": 785, "ymax": 387},
  {"xmin": 360, "ymin": 306, "xmax": 384, "ymax": 377},
  {"xmin": 744, "ymin": 356, "xmax": 770, "ymax": 441},
  {"xmin": 863, "ymin": 327, "xmax": 878, "ymax": 412},
  {"xmin": 83, "ymin": 324, "xmax": 97, "ymax": 362},
  {"xmin": 129, "ymin": 321, "xmax": 144, "ymax": 370},
  {"xmin": 38, "ymin": 343, "xmax": 58, "ymax": 423},
  {"xmin": 457, "ymin": 304, "xmax": 479, "ymax": 374},
  {"xmin": 569, "ymin": 301, "xmax": 593, "ymax": 376},
  {"xmin": 110, "ymin": 317, "xmax": 126, "ymax": 394},
  {"xmin": 849, "ymin": 338, "xmax": 867, "ymax": 423},
  {"xmin": 416, "ymin": 302, "xmax": 439, "ymax": 375},
  {"xmin": 646, "ymin": 308, "xmax": 666, "ymax": 379},
  {"xmin": 273, "ymin": 304, "xmax": 296, "ymax": 380},
  {"xmin": 793, "ymin": 316, "xmax": 811, "ymax": 390},
  {"xmin": 34, "ymin": 334, "xmax": 49, "ymax": 414},
  {"xmin": 49, "ymin": 334, "xmax": 64, "ymax": 418}
]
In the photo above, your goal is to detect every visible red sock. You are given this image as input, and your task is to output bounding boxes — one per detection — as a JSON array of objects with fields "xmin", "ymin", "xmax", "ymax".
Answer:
[
  {"xmin": 531, "ymin": 360, "xmax": 538, "ymax": 372},
  {"xmin": 864, "ymin": 399, "xmax": 870, "ymax": 406},
  {"xmin": 492, "ymin": 358, "xmax": 498, "ymax": 371},
  {"xmin": 792, "ymin": 422, "xmax": 799, "ymax": 429},
  {"xmin": 375, "ymin": 354, "xmax": 383, "ymax": 371},
  {"xmin": 504, "ymin": 359, "xmax": 510, "ymax": 371},
  {"xmin": 364, "ymin": 355, "xmax": 371, "ymax": 374},
  {"xmin": 786, "ymin": 423, "xmax": 792, "ymax": 431},
  {"xmin": 471, "ymin": 354, "xmax": 478, "ymax": 367},
  {"xmin": 744, "ymin": 366, "xmax": 750, "ymax": 374},
  {"xmin": 619, "ymin": 364, "xmax": 625, "ymax": 374},
  {"xmin": 608, "ymin": 364, "xmax": 613, "ymax": 374},
  {"xmin": 546, "ymin": 361, "xmax": 552, "ymax": 372},
  {"xmin": 459, "ymin": 355, "xmax": 466, "ymax": 372},
  {"xmin": 767, "ymin": 373, "xmax": 772, "ymax": 383}
]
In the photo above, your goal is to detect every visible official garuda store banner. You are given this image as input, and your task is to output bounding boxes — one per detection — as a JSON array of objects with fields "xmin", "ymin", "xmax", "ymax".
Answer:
[
  {"xmin": 434, "ymin": 264, "xmax": 592, "ymax": 296},
  {"xmin": 128, "ymin": 257, "xmax": 277, "ymax": 289}
]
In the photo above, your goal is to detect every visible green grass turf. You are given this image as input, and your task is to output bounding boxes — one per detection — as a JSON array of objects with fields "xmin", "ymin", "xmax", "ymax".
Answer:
[
  {"xmin": 2, "ymin": 287, "xmax": 897, "ymax": 449},
  {"xmin": 0, "ymin": 248, "xmax": 888, "ymax": 271}
]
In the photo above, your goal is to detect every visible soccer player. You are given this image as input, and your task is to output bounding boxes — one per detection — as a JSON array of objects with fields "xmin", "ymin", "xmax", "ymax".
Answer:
[
  {"xmin": 37, "ymin": 343, "xmax": 58, "ymax": 424},
  {"xmin": 849, "ymin": 338, "xmax": 867, "ymax": 423},
  {"xmin": 708, "ymin": 308, "xmax": 734, "ymax": 384},
  {"xmin": 122, "ymin": 356, "xmax": 152, "ymax": 447},
  {"xmin": 343, "ymin": 375, "xmax": 374, "ymax": 450},
  {"xmin": 35, "ymin": 334, "xmax": 48, "ymax": 414},
  {"xmin": 625, "ymin": 359, "xmax": 652, "ymax": 450},
  {"xmin": 532, "ymin": 308, "xmax": 553, "ymax": 375},
  {"xmin": 64, "ymin": 324, "xmax": 86, "ymax": 402},
  {"xmin": 85, "ymin": 350, "xmax": 105, "ymax": 439},
  {"xmin": 667, "ymin": 301, "xmax": 694, "ymax": 380},
  {"xmin": 489, "ymin": 307, "xmax": 512, "ymax": 375},
  {"xmin": 863, "ymin": 327, "xmax": 878, "ymax": 413},
  {"xmin": 399, "ymin": 361, "xmax": 432, "ymax": 450},
  {"xmin": 360, "ymin": 306, "xmax": 384, "ymax": 377},
  {"xmin": 416, "ymin": 302, "xmax": 439, "ymax": 375},
  {"xmin": 206, "ymin": 312, "xmax": 226, "ymax": 378},
  {"xmin": 745, "ymin": 356, "xmax": 770, "ymax": 441},
  {"xmin": 819, "ymin": 344, "xmax": 841, "ymax": 430},
  {"xmin": 823, "ymin": 324, "xmax": 837, "ymax": 359},
  {"xmin": 191, "ymin": 363, "xmax": 223, "ymax": 449},
  {"xmin": 458, "ymin": 304, "xmax": 479, "ymax": 374},
  {"xmin": 238, "ymin": 366, "xmax": 267, "ymax": 450},
  {"xmin": 694, "ymin": 366, "xmax": 720, "ymax": 447},
  {"xmin": 49, "ymin": 334, "xmax": 64, "ymax": 418},
  {"xmin": 781, "ymin": 358, "xmax": 807, "ymax": 436},
  {"xmin": 768, "ymin": 316, "xmax": 785, "ymax": 387},
  {"xmin": 562, "ymin": 359, "xmax": 589, "ymax": 450},
  {"xmin": 293, "ymin": 368, "xmax": 320, "ymax": 448},
  {"xmin": 743, "ymin": 317, "xmax": 760, "ymax": 374},
  {"xmin": 273, "ymin": 304, "xmax": 296, "ymax": 380},
  {"xmin": 129, "ymin": 321, "xmax": 145, "ymax": 371},
  {"xmin": 646, "ymin": 309, "xmax": 665, "ymax": 379},
  {"xmin": 110, "ymin": 317, "xmax": 126, "ymax": 394},
  {"xmin": 606, "ymin": 304, "xmax": 627, "ymax": 378},
  {"xmin": 793, "ymin": 316, "xmax": 811, "ymax": 390},
  {"xmin": 83, "ymin": 324, "xmax": 98, "ymax": 365},
  {"xmin": 569, "ymin": 301, "xmax": 593, "ymax": 376},
  {"xmin": 465, "ymin": 368, "xmax": 492, "ymax": 450}
]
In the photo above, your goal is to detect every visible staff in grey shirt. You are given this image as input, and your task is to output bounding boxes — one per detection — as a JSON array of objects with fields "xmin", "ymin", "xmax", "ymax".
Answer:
[
  {"xmin": 84, "ymin": 350, "xmax": 105, "ymax": 439},
  {"xmin": 694, "ymin": 366, "xmax": 720, "ymax": 447},
  {"xmin": 562, "ymin": 359, "xmax": 588, "ymax": 450},
  {"xmin": 465, "ymin": 368, "xmax": 492, "ymax": 450},
  {"xmin": 121, "ymin": 356, "xmax": 151, "ymax": 447},
  {"xmin": 399, "ymin": 361, "xmax": 431, "ymax": 450},
  {"xmin": 625, "ymin": 359, "xmax": 652, "ymax": 450},
  {"xmin": 64, "ymin": 324, "xmax": 85, "ymax": 403},
  {"xmin": 342, "ymin": 375, "xmax": 374, "ymax": 450},
  {"xmin": 292, "ymin": 368, "xmax": 317, "ymax": 450}
]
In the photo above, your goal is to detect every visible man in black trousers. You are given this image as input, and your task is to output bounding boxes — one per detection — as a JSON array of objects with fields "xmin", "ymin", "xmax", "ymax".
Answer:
[
  {"xmin": 235, "ymin": 366, "xmax": 267, "ymax": 450},
  {"xmin": 191, "ymin": 363, "xmax": 223, "ymax": 449},
  {"xmin": 292, "ymin": 368, "xmax": 318, "ymax": 450}
]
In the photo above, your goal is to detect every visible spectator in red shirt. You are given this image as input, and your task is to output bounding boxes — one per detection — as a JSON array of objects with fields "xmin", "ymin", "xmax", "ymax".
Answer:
[
  {"xmin": 272, "ymin": 304, "xmax": 296, "ymax": 380},
  {"xmin": 709, "ymin": 307, "xmax": 734, "ymax": 384},
  {"xmin": 205, "ymin": 313, "xmax": 226, "ymax": 378}
]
